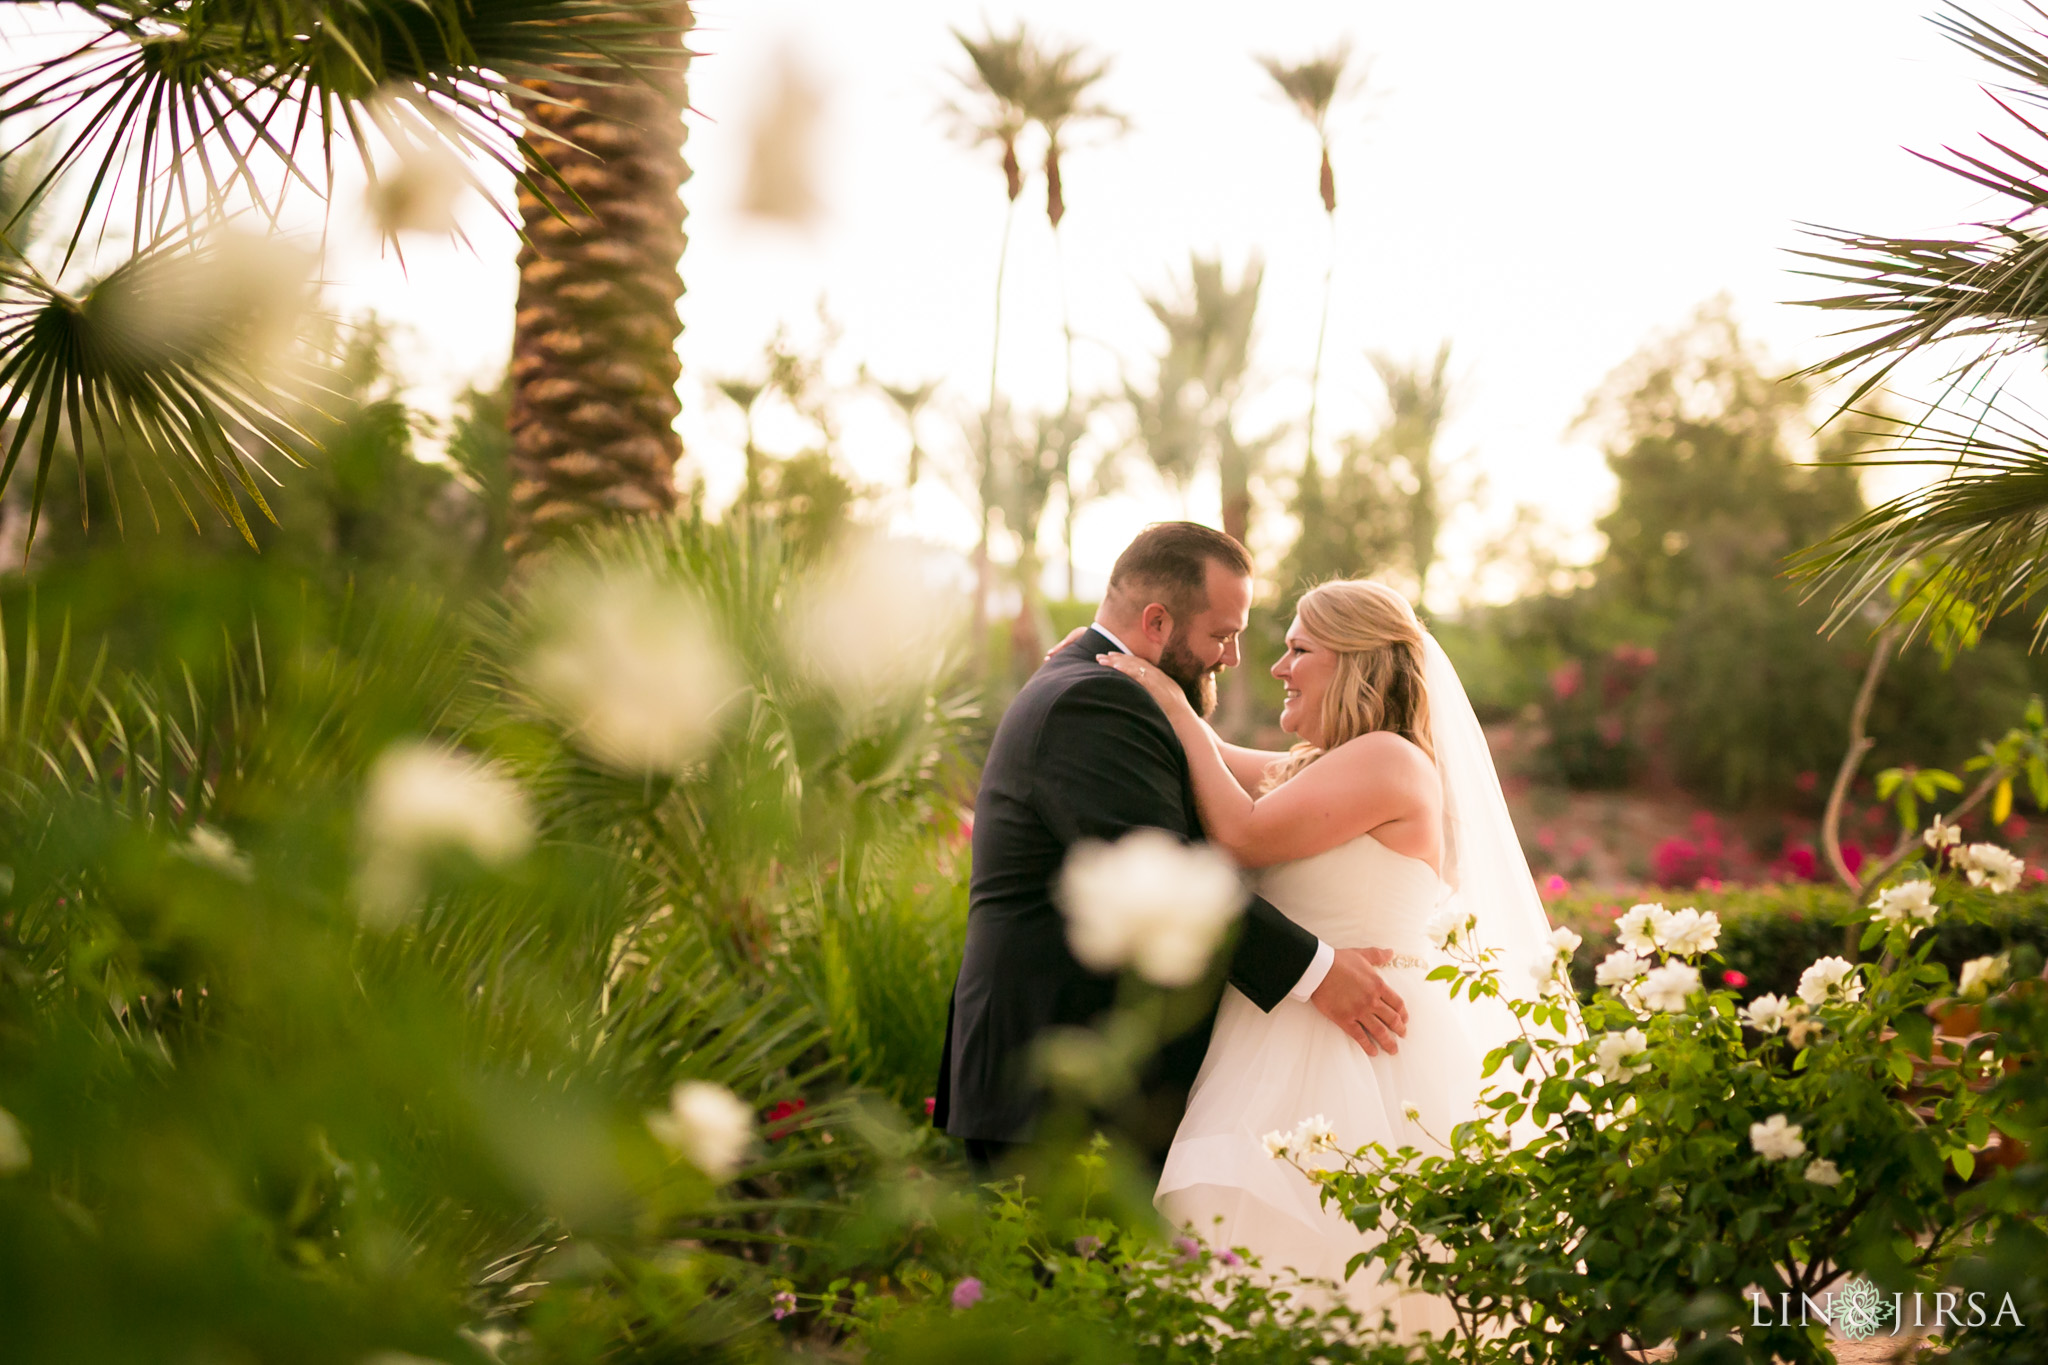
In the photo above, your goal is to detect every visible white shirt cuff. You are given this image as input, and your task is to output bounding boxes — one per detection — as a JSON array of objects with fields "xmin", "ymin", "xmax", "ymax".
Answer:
[{"xmin": 1287, "ymin": 939, "xmax": 1336, "ymax": 1002}]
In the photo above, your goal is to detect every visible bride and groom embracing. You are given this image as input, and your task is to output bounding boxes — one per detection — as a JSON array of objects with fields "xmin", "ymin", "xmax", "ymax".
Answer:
[{"xmin": 931, "ymin": 521, "xmax": 1565, "ymax": 1336}]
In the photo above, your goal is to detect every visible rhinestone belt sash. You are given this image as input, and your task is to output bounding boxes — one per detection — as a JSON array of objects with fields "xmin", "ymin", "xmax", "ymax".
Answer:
[{"xmin": 1372, "ymin": 952, "xmax": 1432, "ymax": 970}]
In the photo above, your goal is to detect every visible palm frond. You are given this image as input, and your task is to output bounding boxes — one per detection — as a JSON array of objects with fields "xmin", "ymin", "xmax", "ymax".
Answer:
[
  {"xmin": 1793, "ymin": 4, "xmax": 2048, "ymax": 404},
  {"xmin": 1256, "ymin": 41, "xmax": 1357, "ymax": 134},
  {"xmin": 0, "ymin": 231, "xmax": 322, "ymax": 550},
  {"xmin": 1791, "ymin": 397, "xmax": 2048, "ymax": 642},
  {"xmin": 0, "ymin": 0, "xmax": 686, "ymax": 253}
]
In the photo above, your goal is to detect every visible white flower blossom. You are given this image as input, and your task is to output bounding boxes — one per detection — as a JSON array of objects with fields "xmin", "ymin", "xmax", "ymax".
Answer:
[
  {"xmin": 1803, "ymin": 1159, "xmax": 1843, "ymax": 1187},
  {"xmin": 1925, "ymin": 816, "xmax": 1962, "ymax": 851},
  {"xmin": 1401, "ymin": 1102, "xmax": 1421, "ymax": 1122},
  {"xmin": 363, "ymin": 87, "xmax": 473, "ymax": 236},
  {"xmin": 1527, "ymin": 954, "xmax": 1568, "ymax": 998},
  {"xmin": 1059, "ymin": 831, "xmax": 1246, "ymax": 987},
  {"xmin": 1595, "ymin": 949, "xmax": 1650, "ymax": 989},
  {"xmin": 1291, "ymin": 1115, "xmax": 1338, "ymax": 1152},
  {"xmin": 357, "ymin": 744, "xmax": 533, "ymax": 926},
  {"xmin": 1638, "ymin": 961, "xmax": 1702, "ymax": 1013},
  {"xmin": 1427, "ymin": 907, "xmax": 1476, "ymax": 951},
  {"xmin": 1658, "ymin": 907, "xmax": 1721, "ymax": 958},
  {"xmin": 1547, "ymin": 925, "xmax": 1583, "ymax": 960},
  {"xmin": 523, "ymin": 565, "xmax": 738, "ymax": 775},
  {"xmin": 648, "ymin": 1081, "xmax": 754, "ymax": 1180},
  {"xmin": 1739, "ymin": 992, "xmax": 1793, "ymax": 1035},
  {"xmin": 1749, "ymin": 1113, "xmax": 1807, "ymax": 1162},
  {"xmin": 1594, "ymin": 1027, "xmax": 1650, "ymax": 1083},
  {"xmin": 0, "ymin": 1107, "xmax": 27, "ymax": 1174},
  {"xmin": 1957, "ymin": 843, "xmax": 2025, "ymax": 895},
  {"xmin": 1785, "ymin": 1002, "xmax": 1823, "ymax": 1048},
  {"xmin": 1870, "ymin": 880, "xmax": 1940, "ymax": 930},
  {"xmin": 1262, "ymin": 1129, "xmax": 1293, "ymax": 1158},
  {"xmin": 1616, "ymin": 903, "xmax": 1671, "ymax": 956},
  {"xmin": 790, "ymin": 537, "xmax": 968, "ymax": 704},
  {"xmin": 179, "ymin": 825, "xmax": 252, "ymax": 882},
  {"xmin": 1959, "ymin": 953, "xmax": 2010, "ymax": 999},
  {"xmin": 1797, "ymin": 956, "xmax": 1863, "ymax": 1007}
]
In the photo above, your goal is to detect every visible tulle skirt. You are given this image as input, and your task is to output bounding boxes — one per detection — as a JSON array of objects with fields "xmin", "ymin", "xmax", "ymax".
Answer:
[{"xmin": 1155, "ymin": 962, "xmax": 1488, "ymax": 1342}]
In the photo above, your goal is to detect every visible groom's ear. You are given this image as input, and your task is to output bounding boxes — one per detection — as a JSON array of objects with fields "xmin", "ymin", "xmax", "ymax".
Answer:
[{"xmin": 1138, "ymin": 601, "xmax": 1175, "ymax": 647}]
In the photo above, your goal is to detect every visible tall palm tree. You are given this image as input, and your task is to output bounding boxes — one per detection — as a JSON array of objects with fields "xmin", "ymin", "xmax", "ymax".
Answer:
[
  {"xmin": 505, "ymin": 3, "xmax": 694, "ymax": 559},
  {"xmin": 945, "ymin": 23, "xmax": 1033, "ymax": 658},
  {"xmin": 1791, "ymin": 5, "xmax": 2048, "ymax": 643},
  {"xmin": 1367, "ymin": 342, "xmax": 1453, "ymax": 597},
  {"xmin": 0, "ymin": 1, "xmax": 673, "ymax": 551},
  {"xmin": 1138, "ymin": 254, "xmax": 1265, "ymax": 548},
  {"xmin": 1258, "ymin": 43, "xmax": 1359, "ymax": 487},
  {"xmin": 1020, "ymin": 37, "xmax": 1122, "ymax": 598}
]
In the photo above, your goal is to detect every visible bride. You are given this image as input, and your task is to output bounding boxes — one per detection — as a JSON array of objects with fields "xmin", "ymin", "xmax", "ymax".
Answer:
[{"xmin": 1095, "ymin": 577, "xmax": 1561, "ymax": 1340}]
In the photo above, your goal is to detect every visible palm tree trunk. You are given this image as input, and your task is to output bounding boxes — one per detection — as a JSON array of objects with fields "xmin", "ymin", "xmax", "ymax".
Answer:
[
  {"xmin": 506, "ymin": 4, "xmax": 693, "ymax": 560},
  {"xmin": 975, "ymin": 198, "xmax": 1017, "ymax": 667}
]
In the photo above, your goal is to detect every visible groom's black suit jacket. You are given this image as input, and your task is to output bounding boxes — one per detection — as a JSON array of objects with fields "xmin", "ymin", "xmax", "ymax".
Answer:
[{"xmin": 933, "ymin": 628, "xmax": 1321, "ymax": 1153}]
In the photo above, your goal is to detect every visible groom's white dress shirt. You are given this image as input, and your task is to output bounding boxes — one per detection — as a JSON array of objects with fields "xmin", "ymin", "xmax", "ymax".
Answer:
[{"xmin": 1089, "ymin": 622, "xmax": 1336, "ymax": 1002}]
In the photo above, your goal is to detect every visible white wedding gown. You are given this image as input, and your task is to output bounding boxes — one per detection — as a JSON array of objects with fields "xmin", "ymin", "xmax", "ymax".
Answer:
[{"xmin": 1156, "ymin": 830, "xmax": 1489, "ymax": 1340}]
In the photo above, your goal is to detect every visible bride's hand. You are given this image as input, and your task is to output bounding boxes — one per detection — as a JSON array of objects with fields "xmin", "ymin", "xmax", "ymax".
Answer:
[{"xmin": 1096, "ymin": 652, "xmax": 1191, "ymax": 716}]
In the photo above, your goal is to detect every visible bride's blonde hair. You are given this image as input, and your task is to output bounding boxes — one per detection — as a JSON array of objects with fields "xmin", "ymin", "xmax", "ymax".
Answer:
[{"xmin": 1261, "ymin": 579, "xmax": 1434, "ymax": 793}]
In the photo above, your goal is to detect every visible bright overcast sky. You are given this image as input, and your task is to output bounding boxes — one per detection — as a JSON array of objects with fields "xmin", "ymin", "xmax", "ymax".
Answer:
[{"xmin": 314, "ymin": 0, "xmax": 2013, "ymax": 603}]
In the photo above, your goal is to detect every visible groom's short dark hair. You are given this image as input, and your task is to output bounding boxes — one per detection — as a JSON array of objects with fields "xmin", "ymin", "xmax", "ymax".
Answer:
[{"xmin": 1106, "ymin": 522, "xmax": 1253, "ymax": 618}]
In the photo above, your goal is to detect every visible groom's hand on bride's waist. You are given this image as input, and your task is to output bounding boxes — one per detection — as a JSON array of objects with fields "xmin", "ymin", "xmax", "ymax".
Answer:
[{"xmin": 1310, "ymin": 948, "xmax": 1409, "ymax": 1056}]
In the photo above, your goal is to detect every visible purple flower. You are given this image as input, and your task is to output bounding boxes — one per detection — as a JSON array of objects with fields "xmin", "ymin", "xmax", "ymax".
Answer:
[
  {"xmin": 1175, "ymin": 1236, "xmax": 1204, "ymax": 1265},
  {"xmin": 1073, "ymin": 1235, "xmax": 1102, "ymax": 1259},
  {"xmin": 771, "ymin": 1290, "xmax": 797, "ymax": 1321},
  {"xmin": 1217, "ymin": 1249, "xmax": 1243, "ymax": 1268},
  {"xmin": 950, "ymin": 1277, "xmax": 983, "ymax": 1310}
]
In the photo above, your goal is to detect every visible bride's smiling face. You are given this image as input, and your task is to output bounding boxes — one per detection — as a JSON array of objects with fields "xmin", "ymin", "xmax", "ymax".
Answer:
[{"xmin": 1272, "ymin": 615, "xmax": 1336, "ymax": 746}]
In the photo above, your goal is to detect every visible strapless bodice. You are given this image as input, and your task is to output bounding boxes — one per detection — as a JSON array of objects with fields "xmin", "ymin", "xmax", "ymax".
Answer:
[{"xmin": 1255, "ymin": 832, "xmax": 1443, "ymax": 958}]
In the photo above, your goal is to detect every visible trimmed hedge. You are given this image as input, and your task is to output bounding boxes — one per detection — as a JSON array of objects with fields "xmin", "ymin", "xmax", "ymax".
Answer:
[{"xmin": 1542, "ymin": 882, "xmax": 2048, "ymax": 1003}]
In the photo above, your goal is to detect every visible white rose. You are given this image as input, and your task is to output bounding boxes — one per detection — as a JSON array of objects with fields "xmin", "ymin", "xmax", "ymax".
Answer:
[
  {"xmin": 357, "ymin": 744, "xmax": 534, "ymax": 926},
  {"xmin": 1594, "ymin": 1027, "xmax": 1650, "ymax": 1083},
  {"xmin": 1957, "ymin": 843, "xmax": 2025, "ymax": 895},
  {"xmin": 1870, "ymin": 880, "xmax": 1939, "ymax": 930},
  {"xmin": 1616, "ymin": 903, "xmax": 1670, "ymax": 955},
  {"xmin": 1958, "ymin": 953, "xmax": 2010, "ymax": 998},
  {"xmin": 1803, "ymin": 1159, "xmax": 1843, "ymax": 1187},
  {"xmin": 648, "ymin": 1081, "xmax": 754, "ymax": 1180},
  {"xmin": 1427, "ymin": 907, "xmax": 1475, "ymax": 951},
  {"xmin": 1749, "ymin": 1113, "xmax": 1807, "ymax": 1162},
  {"xmin": 1784, "ymin": 1002, "xmax": 1823, "ymax": 1048},
  {"xmin": 1739, "ymin": 992, "xmax": 1792, "ymax": 1035},
  {"xmin": 1658, "ymin": 907, "xmax": 1721, "ymax": 958},
  {"xmin": 523, "ymin": 565, "xmax": 738, "ymax": 775},
  {"xmin": 1527, "ymin": 954, "xmax": 1567, "ymax": 998},
  {"xmin": 1292, "ymin": 1114, "xmax": 1338, "ymax": 1153},
  {"xmin": 1548, "ymin": 925, "xmax": 1584, "ymax": 960},
  {"xmin": 1059, "ymin": 831, "xmax": 1246, "ymax": 988},
  {"xmin": 1797, "ymin": 956, "xmax": 1862, "ymax": 1007},
  {"xmin": 1595, "ymin": 949, "xmax": 1649, "ymax": 988},
  {"xmin": 1924, "ymin": 816, "xmax": 1962, "ymax": 851},
  {"xmin": 1637, "ymin": 961, "xmax": 1702, "ymax": 1013},
  {"xmin": 791, "ymin": 537, "xmax": 968, "ymax": 704},
  {"xmin": 1262, "ymin": 1129, "xmax": 1293, "ymax": 1158}
]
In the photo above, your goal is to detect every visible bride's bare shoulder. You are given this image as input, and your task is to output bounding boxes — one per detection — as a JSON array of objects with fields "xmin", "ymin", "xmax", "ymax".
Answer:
[{"xmin": 1322, "ymin": 729, "xmax": 1437, "ymax": 783}]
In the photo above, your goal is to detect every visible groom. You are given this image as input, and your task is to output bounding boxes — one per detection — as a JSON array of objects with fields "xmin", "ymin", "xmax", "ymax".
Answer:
[{"xmin": 932, "ymin": 522, "xmax": 1410, "ymax": 1171}]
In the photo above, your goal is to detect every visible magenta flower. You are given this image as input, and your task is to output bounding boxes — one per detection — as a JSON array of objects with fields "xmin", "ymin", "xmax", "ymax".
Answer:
[
  {"xmin": 771, "ymin": 1290, "xmax": 797, "ymax": 1321},
  {"xmin": 1175, "ymin": 1236, "xmax": 1204, "ymax": 1265},
  {"xmin": 950, "ymin": 1277, "xmax": 983, "ymax": 1309},
  {"xmin": 1073, "ymin": 1234, "xmax": 1102, "ymax": 1258},
  {"xmin": 1217, "ymin": 1249, "xmax": 1243, "ymax": 1267}
]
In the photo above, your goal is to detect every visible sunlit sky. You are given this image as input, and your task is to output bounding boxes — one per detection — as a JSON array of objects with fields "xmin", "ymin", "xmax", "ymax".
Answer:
[{"xmin": 315, "ymin": 4, "xmax": 2021, "ymax": 601}]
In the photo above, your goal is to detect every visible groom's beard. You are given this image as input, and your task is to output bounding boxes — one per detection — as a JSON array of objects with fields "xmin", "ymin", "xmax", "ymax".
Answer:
[{"xmin": 1159, "ymin": 628, "xmax": 1219, "ymax": 718}]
